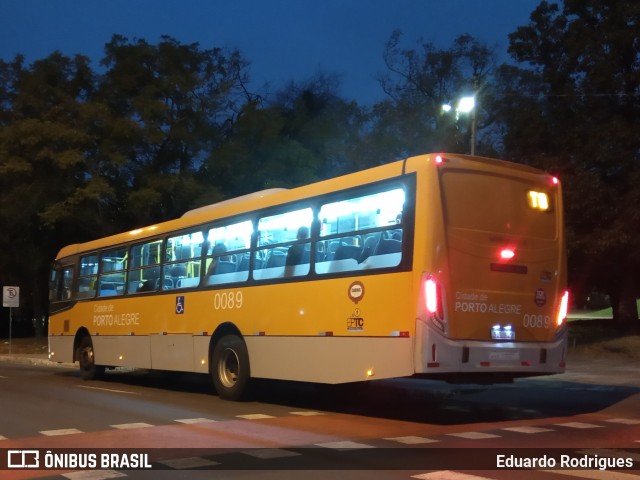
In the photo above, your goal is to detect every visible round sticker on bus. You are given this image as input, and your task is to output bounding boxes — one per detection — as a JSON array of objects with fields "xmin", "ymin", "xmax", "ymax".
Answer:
[{"xmin": 348, "ymin": 281, "xmax": 365, "ymax": 304}]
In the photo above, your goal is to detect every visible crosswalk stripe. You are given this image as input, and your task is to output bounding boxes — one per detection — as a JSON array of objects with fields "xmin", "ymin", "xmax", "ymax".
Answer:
[
  {"xmin": 446, "ymin": 432, "xmax": 501, "ymax": 440},
  {"xmin": 243, "ymin": 448, "xmax": 301, "ymax": 459},
  {"xmin": 603, "ymin": 418, "xmax": 640, "ymax": 425},
  {"xmin": 40, "ymin": 428, "xmax": 83, "ymax": 436},
  {"xmin": 555, "ymin": 422, "xmax": 603, "ymax": 429},
  {"xmin": 174, "ymin": 418, "xmax": 217, "ymax": 424},
  {"xmin": 501, "ymin": 426, "xmax": 554, "ymax": 434},
  {"xmin": 62, "ymin": 470, "xmax": 127, "ymax": 479},
  {"xmin": 546, "ymin": 469, "xmax": 640, "ymax": 479},
  {"xmin": 110, "ymin": 422, "xmax": 154, "ymax": 429},
  {"xmin": 385, "ymin": 436, "xmax": 440, "ymax": 444},
  {"xmin": 412, "ymin": 471, "xmax": 493, "ymax": 480},
  {"xmin": 236, "ymin": 414, "xmax": 275, "ymax": 420},
  {"xmin": 316, "ymin": 440, "xmax": 376, "ymax": 450},
  {"xmin": 157, "ymin": 457, "xmax": 220, "ymax": 469}
]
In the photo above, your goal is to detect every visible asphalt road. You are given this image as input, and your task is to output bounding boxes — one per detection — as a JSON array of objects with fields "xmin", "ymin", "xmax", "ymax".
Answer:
[{"xmin": 0, "ymin": 353, "xmax": 639, "ymax": 480}]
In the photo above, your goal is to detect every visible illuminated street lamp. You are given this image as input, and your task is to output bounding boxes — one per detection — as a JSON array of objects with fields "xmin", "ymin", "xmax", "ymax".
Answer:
[{"xmin": 441, "ymin": 95, "xmax": 476, "ymax": 155}]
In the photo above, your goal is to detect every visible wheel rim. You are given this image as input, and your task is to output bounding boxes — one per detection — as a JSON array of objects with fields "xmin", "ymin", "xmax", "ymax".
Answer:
[
  {"xmin": 217, "ymin": 348, "xmax": 240, "ymax": 388},
  {"xmin": 80, "ymin": 346, "xmax": 94, "ymax": 370}
]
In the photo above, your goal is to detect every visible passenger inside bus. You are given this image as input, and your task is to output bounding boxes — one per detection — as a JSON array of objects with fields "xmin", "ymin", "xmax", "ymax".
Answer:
[{"xmin": 284, "ymin": 226, "xmax": 309, "ymax": 276}]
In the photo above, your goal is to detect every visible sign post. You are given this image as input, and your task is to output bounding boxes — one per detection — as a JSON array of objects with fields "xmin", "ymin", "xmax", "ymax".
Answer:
[{"xmin": 3, "ymin": 286, "xmax": 20, "ymax": 354}]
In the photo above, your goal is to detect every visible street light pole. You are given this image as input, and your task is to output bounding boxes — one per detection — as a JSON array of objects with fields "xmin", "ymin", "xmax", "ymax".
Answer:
[{"xmin": 470, "ymin": 75, "xmax": 478, "ymax": 156}]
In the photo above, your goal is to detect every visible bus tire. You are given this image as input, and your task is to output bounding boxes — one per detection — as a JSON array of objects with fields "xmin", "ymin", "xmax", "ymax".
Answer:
[
  {"xmin": 77, "ymin": 335, "xmax": 104, "ymax": 380},
  {"xmin": 211, "ymin": 334, "xmax": 250, "ymax": 401}
]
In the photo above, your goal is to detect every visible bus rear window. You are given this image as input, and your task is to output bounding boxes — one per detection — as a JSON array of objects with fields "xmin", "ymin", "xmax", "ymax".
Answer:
[{"xmin": 441, "ymin": 171, "xmax": 557, "ymax": 240}]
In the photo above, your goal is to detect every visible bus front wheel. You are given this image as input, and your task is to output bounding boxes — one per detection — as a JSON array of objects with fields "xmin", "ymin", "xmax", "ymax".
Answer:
[
  {"xmin": 211, "ymin": 334, "xmax": 250, "ymax": 401},
  {"xmin": 77, "ymin": 335, "xmax": 104, "ymax": 380}
]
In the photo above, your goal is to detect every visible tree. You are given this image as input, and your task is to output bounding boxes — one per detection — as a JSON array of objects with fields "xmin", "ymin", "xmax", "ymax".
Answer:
[
  {"xmin": 98, "ymin": 35, "xmax": 254, "ymax": 226},
  {"xmin": 371, "ymin": 31, "xmax": 496, "ymax": 161},
  {"xmin": 201, "ymin": 74, "xmax": 367, "ymax": 199},
  {"xmin": 0, "ymin": 52, "xmax": 114, "ymax": 328},
  {"xmin": 502, "ymin": 0, "xmax": 640, "ymax": 322}
]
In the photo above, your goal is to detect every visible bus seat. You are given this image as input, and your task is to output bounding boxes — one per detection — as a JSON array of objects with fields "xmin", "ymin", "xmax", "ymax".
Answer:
[
  {"xmin": 334, "ymin": 245, "xmax": 362, "ymax": 261},
  {"xmin": 376, "ymin": 238, "xmax": 402, "ymax": 255}
]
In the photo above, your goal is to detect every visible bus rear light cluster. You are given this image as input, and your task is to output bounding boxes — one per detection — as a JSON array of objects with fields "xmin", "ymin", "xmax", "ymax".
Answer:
[
  {"xmin": 424, "ymin": 274, "xmax": 445, "ymax": 331},
  {"xmin": 557, "ymin": 290, "xmax": 569, "ymax": 327}
]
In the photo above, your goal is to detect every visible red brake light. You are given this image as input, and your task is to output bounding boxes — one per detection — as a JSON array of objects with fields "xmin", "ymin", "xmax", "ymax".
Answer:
[
  {"xmin": 500, "ymin": 248, "xmax": 515, "ymax": 260},
  {"xmin": 425, "ymin": 278, "xmax": 438, "ymax": 314},
  {"xmin": 435, "ymin": 155, "xmax": 444, "ymax": 165},
  {"xmin": 557, "ymin": 290, "xmax": 569, "ymax": 327}
]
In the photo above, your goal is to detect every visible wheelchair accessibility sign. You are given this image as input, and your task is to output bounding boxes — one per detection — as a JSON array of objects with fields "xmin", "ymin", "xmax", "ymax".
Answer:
[{"xmin": 175, "ymin": 296, "xmax": 185, "ymax": 314}]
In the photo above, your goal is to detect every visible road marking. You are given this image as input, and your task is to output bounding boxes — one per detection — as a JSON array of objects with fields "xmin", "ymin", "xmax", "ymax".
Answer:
[
  {"xmin": 0, "ymin": 375, "xmax": 7, "ymax": 378},
  {"xmin": 243, "ymin": 448, "xmax": 301, "ymax": 459},
  {"xmin": 546, "ymin": 470, "xmax": 640, "ymax": 479},
  {"xmin": 174, "ymin": 418, "xmax": 217, "ymax": 424},
  {"xmin": 555, "ymin": 422, "xmax": 604, "ymax": 429},
  {"xmin": 412, "ymin": 472, "xmax": 493, "ymax": 480},
  {"xmin": 62, "ymin": 470, "xmax": 127, "ymax": 480},
  {"xmin": 40, "ymin": 428, "xmax": 83, "ymax": 436},
  {"xmin": 603, "ymin": 418, "xmax": 640, "ymax": 425},
  {"xmin": 110, "ymin": 422, "xmax": 154, "ymax": 429},
  {"xmin": 0, "ymin": 435, "xmax": 6, "ymax": 440},
  {"xmin": 385, "ymin": 436, "xmax": 440, "ymax": 444},
  {"xmin": 446, "ymin": 432, "xmax": 501, "ymax": 440},
  {"xmin": 76, "ymin": 385, "xmax": 140, "ymax": 395},
  {"xmin": 157, "ymin": 457, "xmax": 220, "ymax": 469},
  {"xmin": 289, "ymin": 411, "xmax": 326, "ymax": 416},
  {"xmin": 316, "ymin": 440, "xmax": 376, "ymax": 450},
  {"xmin": 501, "ymin": 426, "xmax": 554, "ymax": 434},
  {"xmin": 236, "ymin": 414, "xmax": 275, "ymax": 420}
]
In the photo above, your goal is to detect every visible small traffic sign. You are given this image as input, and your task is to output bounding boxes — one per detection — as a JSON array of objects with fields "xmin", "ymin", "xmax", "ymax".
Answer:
[{"xmin": 3, "ymin": 286, "xmax": 19, "ymax": 308}]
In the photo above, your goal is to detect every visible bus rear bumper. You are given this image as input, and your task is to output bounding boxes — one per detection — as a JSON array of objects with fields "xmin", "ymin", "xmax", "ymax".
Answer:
[{"xmin": 415, "ymin": 322, "xmax": 568, "ymax": 381}]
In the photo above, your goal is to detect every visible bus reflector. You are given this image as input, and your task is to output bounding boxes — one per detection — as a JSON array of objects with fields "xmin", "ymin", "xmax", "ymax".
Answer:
[{"xmin": 557, "ymin": 290, "xmax": 569, "ymax": 327}]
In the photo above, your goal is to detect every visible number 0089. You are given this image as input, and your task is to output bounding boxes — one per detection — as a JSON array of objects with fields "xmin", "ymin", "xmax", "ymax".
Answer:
[{"xmin": 214, "ymin": 291, "xmax": 244, "ymax": 310}]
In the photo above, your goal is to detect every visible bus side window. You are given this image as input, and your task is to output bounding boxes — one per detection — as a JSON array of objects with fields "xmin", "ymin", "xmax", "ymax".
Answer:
[
  {"xmin": 98, "ymin": 247, "xmax": 127, "ymax": 297},
  {"xmin": 205, "ymin": 220, "xmax": 253, "ymax": 285},
  {"xmin": 317, "ymin": 187, "xmax": 405, "ymax": 274},
  {"xmin": 130, "ymin": 240, "xmax": 162, "ymax": 293},
  {"xmin": 164, "ymin": 231, "xmax": 204, "ymax": 290},
  {"xmin": 77, "ymin": 254, "xmax": 98, "ymax": 299},
  {"xmin": 254, "ymin": 208, "xmax": 313, "ymax": 280},
  {"xmin": 50, "ymin": 266, "xmax": 75, "ymax": 301}
]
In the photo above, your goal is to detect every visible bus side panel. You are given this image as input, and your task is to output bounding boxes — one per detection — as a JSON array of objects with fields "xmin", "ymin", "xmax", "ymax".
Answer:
[
  {"xmin": 49, "ymin": 335, "xmax": 75, "ymax": 363},
  {"xmin": 93, "ymin": 336, "xmax": 151, "ymax": 369},
  {"xmin": 150, "ymin": 334, "xmax": 195, "ymax": 372},
  {"xmin": 245, "ymin": 336, "xmax": 413, "ymax": 383}
]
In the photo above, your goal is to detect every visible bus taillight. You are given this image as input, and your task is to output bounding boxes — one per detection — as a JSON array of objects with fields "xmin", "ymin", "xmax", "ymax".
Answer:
[
  {"xmin": 424, "ymin": 275, "xmax": 444, "ymax": 325},
  {"xmin": 557, "ymin": 290, "xmax": 569, "ymax": 327}
]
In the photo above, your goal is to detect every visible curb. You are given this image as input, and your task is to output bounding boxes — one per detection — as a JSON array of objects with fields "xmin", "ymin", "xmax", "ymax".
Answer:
[{"xmin": 0, "ymin": 354, "xmax": 76, "ymax": 369}]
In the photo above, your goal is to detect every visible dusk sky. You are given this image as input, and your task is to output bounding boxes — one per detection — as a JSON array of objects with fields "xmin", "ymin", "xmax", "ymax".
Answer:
[{"xmin": 1, "ymin": 0, "xmax": 542, "ymax": 104}]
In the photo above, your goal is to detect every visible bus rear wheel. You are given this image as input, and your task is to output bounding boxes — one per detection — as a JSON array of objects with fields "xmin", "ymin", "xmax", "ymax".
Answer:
[
  {"xmin": 77, "ymin": 335, "xmax": 104, "ymax": 380},
  {"xmin": 211, "ymin": 334, "xmax": 250, "ymax": 401}
]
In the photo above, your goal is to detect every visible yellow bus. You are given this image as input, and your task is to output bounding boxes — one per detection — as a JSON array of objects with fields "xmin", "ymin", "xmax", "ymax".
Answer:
[{"xmin": 48, "ymin": 153, "xmax": 569, "ymax": 400}]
